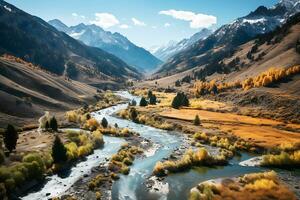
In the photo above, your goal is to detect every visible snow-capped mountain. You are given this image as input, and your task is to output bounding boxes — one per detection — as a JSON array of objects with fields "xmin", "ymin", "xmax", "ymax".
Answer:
[
  {"xmin": 48, "ymin": 20, "xmax": 162, "ymax": 72},
  {"xmin": 151, "ymin": 28, "xmax": 212, "ymax": 61},
  {"xmin": 213, "ymin": 0, "xmax": 300, "ymax": 46},
  {"xmin": 156, "ymin": 0, "xmax": 300, "ymax": 75}
]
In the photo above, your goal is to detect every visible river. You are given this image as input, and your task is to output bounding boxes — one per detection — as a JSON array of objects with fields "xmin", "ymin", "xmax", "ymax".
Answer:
[{"xmin": 21, "ymin": 91, "xmax": 296, "ymax": 200}]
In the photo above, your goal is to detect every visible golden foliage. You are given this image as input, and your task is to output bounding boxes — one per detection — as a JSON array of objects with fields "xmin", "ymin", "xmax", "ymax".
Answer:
[{"xmin": 242, "ymin": 66, "xmax": 300, "ymax": 90}]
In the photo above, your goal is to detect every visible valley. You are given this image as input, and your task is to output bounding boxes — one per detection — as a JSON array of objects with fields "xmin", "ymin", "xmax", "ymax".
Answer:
[{"xmin": 0, "ymin": 0, "xmax": 300, "ymax": 200}]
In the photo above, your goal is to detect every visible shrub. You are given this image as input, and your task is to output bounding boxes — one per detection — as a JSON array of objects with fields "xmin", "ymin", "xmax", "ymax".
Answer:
[
  {"xmin": 85, "ymin": 118, "xmax": 100, "ymax": 131},
  {"xmin": 101, "ymin": 117, "xmax": 108, "ymax": 128},
  {"xmin": 245, "ymin": 179, "xmax": 277, "ymax": 190},
  {"xmin": 261, "ymin": 150, "xmax": 300, "ymax": 167},
  {"xmin": 4, "ymin": 124, "xmax": 18, "ymax": 152},
  {"xmin": 52, "ymin": 136, "xmax": 68, "ymax": 164},
  {"xmin": 193, "ymin": 115, "xmax": 200, "ymax": 125},
  {"xmin": 92, "ymin": 130, "xmax": 104, "ymax": 148},
  {"xmin": 139, "ymin": 97, "xmax": 148, "ymax": 107},
  {"xmin": 65, "ymin": 142, "xmax": 78, "ymax": 160}
]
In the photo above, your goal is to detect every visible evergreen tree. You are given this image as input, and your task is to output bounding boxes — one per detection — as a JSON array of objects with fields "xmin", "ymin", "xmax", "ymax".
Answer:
[
  {"xmin": 194, "ymin": 115, "xmax": 201, "ymax": 125},
  {"xmin": 211, "ymin": 84, "xmax": 218, "ymax": 94},
  {"xmin": 52, "ymin": 135, "xmax": 68, "ymax": 163},
  {"xmin": 129, "ymin": 107, "xmax": 138, "ymax": 122},
  {"xmin": 175, "ymin": 80, "xmax": 181, "ymax": 87},
  {"xmin": 147, "ymin": 90, "xmax": 153, "ymax": 99},
  {"xmin": 50, "ymin": 117, "xmax": 58, "ymax": 131},
  {"xmin": 149, "ymin": 94, "xmax": 157, "ymax": 105},
  {"xmin": 139, "ymin": 97, "xmax": 148, "ymax": 106},
  {"xmin": 45, "ymin": 121, "xmax": 50, "ymax": 130},
  {"xmin": 4, "ymin": 124, "xmax": 18, "ymax": 152},
  {"xmin": 130, "ymin": 99, "xmax": 137, "ymax": 106},
  {"xmin": 101, "ymin": 117, "xmax": 108, "ymax": 128},
  {"xmin": 171, "ymin": 92, "xmax": 189, "ymax": 109}
]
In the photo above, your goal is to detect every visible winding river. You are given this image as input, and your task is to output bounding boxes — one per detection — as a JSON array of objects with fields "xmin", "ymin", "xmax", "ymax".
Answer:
[{"xmin": 21, "ymin": 91, "xmax": 297, "ymax": 200}]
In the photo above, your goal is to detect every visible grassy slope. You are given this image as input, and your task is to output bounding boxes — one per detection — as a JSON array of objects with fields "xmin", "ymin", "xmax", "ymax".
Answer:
[{"xmin": 0, "ymin": 57, "xmax": 98, "ymax": 128}]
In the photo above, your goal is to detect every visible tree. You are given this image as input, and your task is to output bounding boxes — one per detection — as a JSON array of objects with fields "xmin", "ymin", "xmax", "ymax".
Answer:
[
  {"xmin": 4, "ymin": 124, "xmax": 18, "ymax": 152},
  {"xmin": 149, "ymin": 94, "xmax": 157, "ymax": 105},
  {"xmin": 49, "ymin": 117, "xmax": 58, "ymax": 131},
  {"xmin": 171, "ymin": 92, "xmax": 189, "ymax": 109},
  {"xmin": 101, "ymin": 117, "xmax": 108, "ymax": 128},
  {"xmin": 139, "ymin": 97, "xmax": 148, "ymax": 107},
  {"xmin": 194, "ymin": 115, "xmax": 201, "ymax": 125},
  {"xmin": 52, "ymin": 135, "xmax": 68, "ymax": 163},
  {"xmin": 175, "ymin": 80, "xmax": 181, "ymax": 87},
  {"xmin": 45, "ymin": 121, "xmax": 50, "ymax": 130},
  {"xmin": 147, "ymin": 90, "xmax": 153, "ymax": 99},
  {"xmin": 129, "ymin": 107, "xmax": 138, "ymax": 122},
  {"xmin": 129, "ymin": 99, "xmax": 137, "ymax": 106}
]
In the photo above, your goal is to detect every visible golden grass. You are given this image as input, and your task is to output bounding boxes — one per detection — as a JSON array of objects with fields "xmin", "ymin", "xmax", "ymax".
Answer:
[
  {"xmin": 160, "ymin": 108, "xmax": 300, "ymax": 149},
  {"xmin": 190, "ymin": 171, "xmax": 297, "ymax": 200}
]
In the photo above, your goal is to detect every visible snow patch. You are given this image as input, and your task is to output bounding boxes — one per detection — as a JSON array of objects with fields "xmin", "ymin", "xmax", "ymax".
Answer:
[
  {"xmin": 243, "ymin": 18, "xmax": 266, "ymax": 24},
  {"xmin": 69, "ymin": 30, "xmax": 86, "ymax": 39},
  {"xmin": 4, "ymin": 5, "xmax": 12, "ymax": 12}
]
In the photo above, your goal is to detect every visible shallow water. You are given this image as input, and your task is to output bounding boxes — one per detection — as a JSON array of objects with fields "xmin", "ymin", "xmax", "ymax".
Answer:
[{"xmin": 21, "ymin": 135, "xmax": 125, "ymax": 199}]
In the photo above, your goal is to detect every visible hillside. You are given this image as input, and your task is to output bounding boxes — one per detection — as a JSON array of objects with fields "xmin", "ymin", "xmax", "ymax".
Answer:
[
  {"xmin": 0, "ymin": 0, "xmax": 140, "ymax": 86},
  {"xmin": 139, "ymin": 13, "xmax": 300, "ymax": 123},
  {"xmin": 48, "ymin": 19, "xmax": 162, "ymax": 73},
  {"xmin": 155, "ymin": 0, "xmax": 300, "ymax": 77},
  {"xmin": 0, "ymin": 56, "xmax": 100, "ymax": 128}
]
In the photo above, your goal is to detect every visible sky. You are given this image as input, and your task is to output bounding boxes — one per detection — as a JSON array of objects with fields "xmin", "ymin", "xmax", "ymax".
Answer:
[{"xmin": 6, "ymin": 0, "xmax": 279, "ymax": 49}]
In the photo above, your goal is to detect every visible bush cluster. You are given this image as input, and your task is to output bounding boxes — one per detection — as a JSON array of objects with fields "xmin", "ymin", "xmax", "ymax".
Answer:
[
  {"xmin": 118, "ymin": 109, "xmax": 174, "ymax": 130},
  {"xmin": 0, "ymin": 153, "xmax": 52, "ymax": 197},
  {"xmin": 108, "ymin": 144, "xmax": 143, "ymax": 175},
  {"xmin": 153, "ymin": 148, "xmax": 227, "ymax": 176}
]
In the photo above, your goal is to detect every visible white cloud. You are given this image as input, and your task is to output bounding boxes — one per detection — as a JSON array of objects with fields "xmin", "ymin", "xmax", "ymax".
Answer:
[
  {"xmin": 120, "ymin": 24, "xmax": 130, "ymax": 29},
  {"xmin": 159, "ymin": 9, "xmax": 217, "ymax": 29},
  {"xmin": 164, "ymin": 23, "xmax": 171, "ymax": 27},
  {"xmin": 90, "ymin": 13, "xmax": 119, "ymax": 28},
  {"xmin": 132, "ymin": 17, "xmax": 146, "ymax": 26},
  {"xmin": 72, "ymin": 13, "xmax": 86, "ymax": 19}
]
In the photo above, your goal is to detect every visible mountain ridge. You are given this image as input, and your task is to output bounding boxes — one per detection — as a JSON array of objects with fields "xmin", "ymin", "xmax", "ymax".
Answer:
[
  {"xmin": 155, "ymin": 0, "xmax": 300, "ymax": 77},
  {"xmin": 48, "ymin": 19, "xmax": 162, "ymax": 72},
  {"xmin": 0, "ymin": 0, "xmax": 140, "ymax": 86}
]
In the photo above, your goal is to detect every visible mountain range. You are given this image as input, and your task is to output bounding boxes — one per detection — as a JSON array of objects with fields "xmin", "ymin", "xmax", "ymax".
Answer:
[
  {"xmin": 0, "ymin": 0, "xmax": 140, "ymax": 85},
  {"xmin": 48, "ymin": 19, "xmax": 162, "ymax": 72},
  {"xmin": 150, "ymin": 28, "xmax": 212, "ymax": 61},
  {"xmin": 155, "ymin": 0, "xmax": 300, "ymax": 76}
]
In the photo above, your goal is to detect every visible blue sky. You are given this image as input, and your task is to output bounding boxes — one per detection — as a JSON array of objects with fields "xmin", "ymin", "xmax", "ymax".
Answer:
[{"xmin": 7, "ymin": 0, "xmax": 278, "ymax": 49}]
